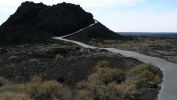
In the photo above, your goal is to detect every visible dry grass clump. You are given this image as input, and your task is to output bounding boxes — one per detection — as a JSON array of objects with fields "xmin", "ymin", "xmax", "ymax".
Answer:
[
  {"xmin": 8, "ymin": 56, "xmax": 18, "ymax": 61},
  {"xmin": 0, "ymin": 77, "xmax": 9, "ymax": 86},
  {"xmin": 95, "ymin": 60, "xmax": 109, "ymax": 68},
  {"xmin": 88, "ymin": 67, "xmax": 124, "ymax": 85},
  {"xmin": 174, "ymin": 40, "xmax": 177, "ymax": 45},
  {"xmin": 76, "ymin": 80, "xmax": 88, "ymax": 89},
  {"xmin": 63, "ymin": 41, "xmax": 69, "ymax": 45},
  {"xmin": 25, "ymin": 81, "xmax": 72, "ymax": 100},
  {"xmin": 30, "ymin": 58, "xmax": 40, "ymax": 63},
  {"xmin": 0, "ymin": 92, "xmax": 33, "ymax": 100},
  {"xmin": 26, "ymin": 75, "xmax": 72, "ymax": 100},
  {"xmin": 91, "ymin": 60, "xmax": 124, "ymax": 84},
  {"xmin": 49, "ymin": 43, "xmax": 61, "ymax": 48},
  {"xmin": 0, "ymin": 78, "xmax": 31, "ymax": 100},
  {"xmin": 55, "ymin": 54, "xmax": 64, "ymax": 61},
  {"xmin": 115, "ymin": 82, "xmax": 137, "ymax": 99},
  {"xmin": 68, "ymin": 56, "xmax": 77, "ymax": 61},
  {"xmin": 75, "ymin": 61, "xmax": 127, "ymax": 100},
  {"xmin": 31, "ymin": 74, "xmax": 42, "ymax": 82},
  {"xmin": 76, "ymin": 80, "xmax": 130, "ymax": 100},
  {"xmin": 74, "ymin": 89, "xmax": 92, "ymax": 100},
  {"xmin": 60, "ymin": 45, "xmax": 69, "ymax": 49},
  {"xmin": 0, "ymin": 75, "xmax": 72, "ymax": 100}
]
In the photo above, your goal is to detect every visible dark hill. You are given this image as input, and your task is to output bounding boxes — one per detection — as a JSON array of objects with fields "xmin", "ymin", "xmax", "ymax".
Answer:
[
  {"xmin": 0, "ymin": 1, "xmax": 130, "ymax": 45},
  {"xmin": 0, "ymin": 1, "xmax": 94, "ymax": 45},
  {"xmin": 65, "ymin": 21, "xmax": 131, "ymax": 43},
  {"xmin": 1, "ymin": 1, "xmax": 94, "ymax": 36},
  {"xmin": 0, "ymin": 26, "xmax": 53, "ymax": 45}
]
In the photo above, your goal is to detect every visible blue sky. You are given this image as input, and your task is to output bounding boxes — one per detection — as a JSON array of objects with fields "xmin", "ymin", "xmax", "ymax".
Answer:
[{"xmin": 0, "ymin": 0, "xmax": 177, "ymax": 32}]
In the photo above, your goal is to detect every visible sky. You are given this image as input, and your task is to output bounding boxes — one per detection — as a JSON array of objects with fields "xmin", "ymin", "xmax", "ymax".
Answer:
[{"xmin": 0, "ymin": 0, "xmax": 177, "ymax": 32}]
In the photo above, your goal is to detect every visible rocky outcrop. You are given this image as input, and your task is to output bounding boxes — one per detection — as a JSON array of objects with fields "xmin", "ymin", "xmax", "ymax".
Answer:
[{"xmin": 0, "ymin": 1, "xmax": 94, "ymax": 44}]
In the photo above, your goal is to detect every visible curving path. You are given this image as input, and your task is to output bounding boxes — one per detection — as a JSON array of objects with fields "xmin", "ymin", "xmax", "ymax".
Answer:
[
  {"xmin": 61, "ymin": 20, "xmax": 98, "ymax": 38},
  {"xmin": 53, "ymin": 21, "xmax": 177, "ymax": 100}
]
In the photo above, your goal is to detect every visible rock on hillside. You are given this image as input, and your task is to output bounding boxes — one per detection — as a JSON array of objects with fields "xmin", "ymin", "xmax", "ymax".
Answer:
[{"xmin": 0, "ymin": 1, "xmax": 94, "ymax": 44}]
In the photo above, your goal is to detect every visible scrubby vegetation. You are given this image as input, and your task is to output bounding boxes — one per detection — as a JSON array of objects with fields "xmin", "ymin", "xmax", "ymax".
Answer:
[
  {"xmin": 0, "ymin": 75, "xmax": 72, "ymax": 100},
  {"xmin": 75, "ymin": 61, "xmax": 162, "ymax": 100},
  {"xmin": 95, "ymin": 38, "xmax": 177, "ymax": 64},
  {"xmin": 0, "ymin": 61, "xmax": 162, "ymax": 100},
  {"xmin": 95, "ymin": 39, "xmax": 177, "ymax": 49},
  {"xmin": 126, "ymin": 63, "xmax": 162, "ymax": 88}
]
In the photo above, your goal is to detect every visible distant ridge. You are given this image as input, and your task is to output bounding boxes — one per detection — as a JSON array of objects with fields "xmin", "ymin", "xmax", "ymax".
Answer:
[{"xmin": 118, "ymin": 32, "xmax": 177, "ymax": 38}]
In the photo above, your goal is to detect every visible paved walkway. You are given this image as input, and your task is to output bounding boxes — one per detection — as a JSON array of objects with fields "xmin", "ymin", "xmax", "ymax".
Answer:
[{"xmin": 53, "ymin": 21, "xmax": 177, "ymax": 100}]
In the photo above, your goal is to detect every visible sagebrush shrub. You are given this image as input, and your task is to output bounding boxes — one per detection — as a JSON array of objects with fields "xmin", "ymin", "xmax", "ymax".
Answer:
[{"xmin": 126, "ymin": 63, "xmax": 162, "ymax": 88}]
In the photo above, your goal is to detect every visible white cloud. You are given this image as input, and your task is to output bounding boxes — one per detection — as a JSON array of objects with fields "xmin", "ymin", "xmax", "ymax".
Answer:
[
  {"xmin": 0, "ymin": 0, "xmax": 145, "ymax": 7},
  {"xmin": 65, "ymin": 0, "xmax": 144, "ymax": 7}
]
